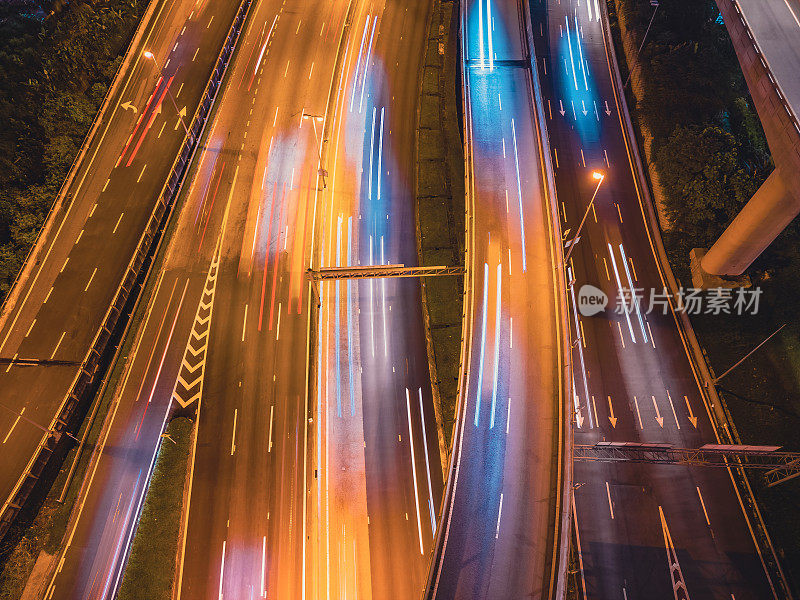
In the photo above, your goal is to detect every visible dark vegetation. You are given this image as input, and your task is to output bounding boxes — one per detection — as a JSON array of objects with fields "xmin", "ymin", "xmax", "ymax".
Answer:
[
  {"xmin": 0, "ymin": 0, "xmax": 147, "ymax": 299},
  {"xmin": 610, "ymin": 0, "xmax": 800, "ymax": 588},
  {"xmin": 0, "ymin": 2, "xmax": 146, "ymax": 595}
]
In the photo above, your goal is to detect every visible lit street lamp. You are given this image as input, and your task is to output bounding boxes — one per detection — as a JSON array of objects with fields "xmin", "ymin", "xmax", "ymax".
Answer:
[
  {"xmin": 564, "ymin": 170, "xmax": 605, "ymax": 264},
  {"xmin": 143, "ymin": 50, "xmax": 191, "ymax": 136}
]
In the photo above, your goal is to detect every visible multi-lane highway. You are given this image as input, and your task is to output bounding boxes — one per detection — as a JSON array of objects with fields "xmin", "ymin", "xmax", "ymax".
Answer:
[
  {"xmin": 427, "ymin": 0, "xmax": 569, "ymax": 597},
  {"xmin": 528, "ymin": 0, "xmax": 782, "ymax": 597},
  {"xmin": 310, "ymin": 1, "xmax": 448, "ymax": 598},
  {"xmin": 0, "ymin": 0, "xmax": 241, "ymax": 535},
  {"xmin": 40, "ymin": 0, "xmax": 445, "ymax": 598}
]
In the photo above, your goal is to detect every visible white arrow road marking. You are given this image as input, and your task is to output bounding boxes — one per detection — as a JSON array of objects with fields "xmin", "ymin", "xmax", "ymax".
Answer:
[
  {"xmin": 607, "ymin": 395, "xmax": 617, "ymax": 428},
  {"xmin": 685, "ymin": 396, "xmax": 698, "ymax": 428},
  {"xmin": 652, "ymin": 395, "xmax": 664, "ymax": 428},
  {"xmin": 121, "ymin": 101, "xmax": 138, "ymax": 114}
]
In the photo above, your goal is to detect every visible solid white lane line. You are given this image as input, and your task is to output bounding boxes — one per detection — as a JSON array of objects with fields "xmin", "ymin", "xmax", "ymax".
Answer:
[
  {"xmin": 406, "ymin": 388, "xmax": 425, "ymax": 554},
  {"xmin": 2, "ymin": 407, "xmax": 25, "ymax": 444},
  {"xmin": 50, "ymin": 331, "xmax": 66, "ymax": 360},
  {"xmin": 605, "ymin": 481, "xmax": 614, "ymax": 519},
  {"xmin": 84, "ymin": 267, "xmax": 97, "ymax": 292},
  {"xmin": 230, "ymin": 409, "xmax": 238, "ymax": 455}
]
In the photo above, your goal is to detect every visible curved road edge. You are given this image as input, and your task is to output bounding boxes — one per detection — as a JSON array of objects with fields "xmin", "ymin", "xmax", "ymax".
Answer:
[
  {"xmin": 596, "ymin": 0, "xmax": 792, "ymax": 596},
  {"xmin": 520, "ymin": 0, "xmax": 573, "ymax": 596},
  {"xmin": 422, "ymin": 0, "xmax": 572, "ymax": 597}
]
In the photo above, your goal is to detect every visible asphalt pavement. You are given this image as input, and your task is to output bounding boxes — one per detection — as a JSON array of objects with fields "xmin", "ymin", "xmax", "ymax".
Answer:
[
  {"xmin": 39, "ymin": 0, "xmax": 446, "ymax": 598},
  {"xmin": 0, "ymin": 0, "xmax": 242, "ymax": 532},
  {"xmin": 529, "ymin": 0, "xmax": 780, "ymax": 597},
  {"xmin": 428, "ymin": 0, "xmax": 567, "ymax": 597}
]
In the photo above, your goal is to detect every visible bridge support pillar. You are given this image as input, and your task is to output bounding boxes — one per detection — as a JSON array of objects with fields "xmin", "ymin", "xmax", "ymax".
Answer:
[{"xmin": 692, "ymin": 169, "xmax": 799, "ymax": 284}]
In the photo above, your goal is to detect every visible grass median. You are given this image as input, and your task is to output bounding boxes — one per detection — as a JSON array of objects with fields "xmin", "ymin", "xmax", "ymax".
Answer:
[{"xmin": 116, "ymin": 416, "xmax": 193, "ymax": 600}]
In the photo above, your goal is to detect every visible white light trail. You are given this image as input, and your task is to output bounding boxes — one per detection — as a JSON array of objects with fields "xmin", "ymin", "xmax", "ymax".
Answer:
[
  {"xmin": 607, "ymin": 243, "xmax": 637, "ymax": 343},
  {"xmin": 474, "ymin": 262, "xmax": 490, "ymax": 427},
  {"xmin": 490, "ymin": 262, "xmax": 502, "ymax": 429},
  {"xmin": 406, "ymin": 388, "xmax": 425, "ymax": 555},
  {"xmin": 418, "ymin": 388, "xmax": 437, "ymax": 535},
  {"xmin": 511, "ymin": 119, "xmax": 527, "ymax": 272}
]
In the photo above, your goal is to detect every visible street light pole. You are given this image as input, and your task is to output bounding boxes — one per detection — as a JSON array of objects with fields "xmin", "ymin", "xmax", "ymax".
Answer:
[
  {"xmin": 623, "ymin": 1, "xmax": 659, "ymax": 89},
  {"xmin": 302, "ymin": 110, "xmax": 328, "ymax": 189},
  {"xmin": 712, "ymin": 323, "xmax": 787, "ymax": 384},
  {"xmin": 0, "ymin": 400, "xmax": 79, "ymax": 442},
  {"xmin": 564, "ymin": 171, "xmax": 605, "ymax": 264},
  {"xmin": 143, "ymin": 50, "xmax": 191, "ymax": 136}
]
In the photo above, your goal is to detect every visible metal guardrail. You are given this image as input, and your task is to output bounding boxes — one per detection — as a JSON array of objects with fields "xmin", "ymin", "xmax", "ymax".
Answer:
[{"xmin": 0, "ymin": 0, "xmax": 255, "ymax": 541}]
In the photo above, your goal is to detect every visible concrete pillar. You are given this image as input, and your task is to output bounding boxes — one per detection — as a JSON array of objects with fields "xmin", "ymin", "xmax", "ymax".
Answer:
[{"xmin": 701, "ymin": 169, "xmax": 800, "ymax": 276}]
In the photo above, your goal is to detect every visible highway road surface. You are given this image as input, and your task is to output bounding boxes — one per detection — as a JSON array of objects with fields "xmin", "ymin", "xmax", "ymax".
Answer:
[
  {"xmin": 41, "ymin": 0, "xmax": 444, "ymax": 598},
  {"xmin": 427, "ymin": 0, "xmax": 568, "ymax": 597},
  {"xmin": 0, "ymin": 0, "xmax": 242, "ymax": 534},
  {"xmin": 735, "ymin": 0, "xmax": 800, "ymax": 121},
  {"xmin": 529, "ymin": 0, "xmax": 783, "ymax": 597},
  {"xmin": 312, "ymin": 1, "xmax": 445, "ymax": 599}
]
